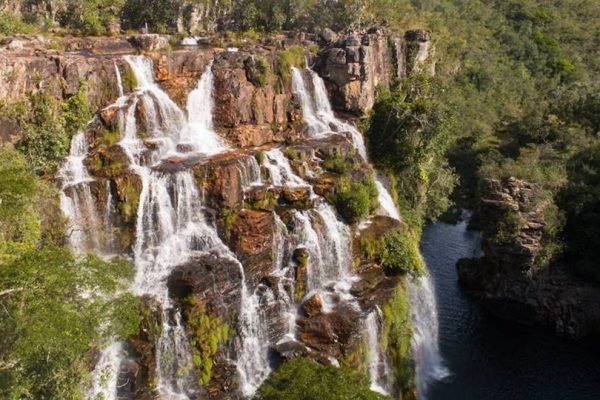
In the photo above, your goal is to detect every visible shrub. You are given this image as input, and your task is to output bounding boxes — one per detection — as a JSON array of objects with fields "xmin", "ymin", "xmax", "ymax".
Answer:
[
  {"xmin": 277, "ymin": 46, "xmax": 306, "ymax": 87},
  {"xmin": 322, "ymin": 152, "xmax": 354, "ymax": 175},
  {"xmin": 184, "ymin": 296, "xmax": 230, "ymax": 385},
  {"xmin": 256, "ymin": 357, "xmax": 386, "ymax": 400},
  {"xmin": 0, "ymin": 248, "xmax": 139, "ymax": 399},
  {"xmin": 381, "ymin": 229, "xmax": 425, "ymax": 277},
  {"xmin": 381, "ymin": 284, "xmax": 415, "ymax": 399},
  {"xmin": 0, "ymin": 12, "xmax": 35, "ymax": 36},
  {"xmin": 330, "ymin": 175, "xmax": 379, "ymax": 224}
]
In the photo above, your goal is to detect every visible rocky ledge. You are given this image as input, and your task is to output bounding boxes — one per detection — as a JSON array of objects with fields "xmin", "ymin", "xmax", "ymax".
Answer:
[{"xmin": 458, "ymin": 177, "xmax": 600, "ymax": 338}]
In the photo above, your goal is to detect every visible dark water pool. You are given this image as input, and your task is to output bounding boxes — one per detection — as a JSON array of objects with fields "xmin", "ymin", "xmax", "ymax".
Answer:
[{"xmin": 421, "ymin": 219, "xmax": 600, "ymax": 400}]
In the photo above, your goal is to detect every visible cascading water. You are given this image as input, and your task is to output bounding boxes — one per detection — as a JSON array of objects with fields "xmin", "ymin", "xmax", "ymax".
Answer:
[
  {"xmin": 86, "ymin": 342, "xmax": 124, "ymax": 400},
  {"xmin": 124, "ymin": 55, "xmax": 269, "ymax": 398},
  {"xmin": 81, "ymin": 55, "xmax": 270, "ymax": 399},
  {"xmin": 58, "ymin": 132, "xmax": 102, "ymax": 254},
  {"xmin": 181, "ymin": 61, "xmax": 227, "ymax": 154},
  {"xmin": 291, "ymin": 67, "xmax": 400, "ymax": 221},
  {"xmin": 292, "ymin": 65, "xmax": 448, "ymax": 395},
  {"xmin": 408, "ymin": 275, "xmax": 451, "ymax": 398},
  {"xmin": 263, "ymin": 148, "xmax": 310, "ymax": 187},
  {"xmin": 365, "ymin": 308, "xmax": 392, "ymax": 395}
]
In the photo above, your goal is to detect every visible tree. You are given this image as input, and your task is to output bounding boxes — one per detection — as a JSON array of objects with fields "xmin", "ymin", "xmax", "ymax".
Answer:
[{"xmin": 256, "ymin": 357, "xmax": 388, "ymax": 400}]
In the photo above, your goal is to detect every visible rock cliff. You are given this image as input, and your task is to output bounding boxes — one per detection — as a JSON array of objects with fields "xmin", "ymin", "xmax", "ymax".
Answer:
[
  {"xmin": 0, "ymin": 28, "xmax": 431, "ymax": 399},
  {"xmin": 458, "ymin": 177, "xmax": 600, "ymax": 338}
]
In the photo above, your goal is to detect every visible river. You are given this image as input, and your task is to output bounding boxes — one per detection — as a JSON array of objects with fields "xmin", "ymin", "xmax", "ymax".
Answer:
[{"xmin": 421, "ymin": 217, "xmax": 600, "ymax": 400}]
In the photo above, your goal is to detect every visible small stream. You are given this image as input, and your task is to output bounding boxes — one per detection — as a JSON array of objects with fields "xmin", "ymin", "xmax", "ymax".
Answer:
[{"xmin": 421, "ymin": 217, "xmax": 600, "ymax": 400}]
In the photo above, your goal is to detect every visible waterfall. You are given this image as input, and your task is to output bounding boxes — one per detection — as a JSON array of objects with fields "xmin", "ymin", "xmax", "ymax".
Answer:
[
  {"xmin": 262, "ymin": 148, "xmax": 309, "ymax": 187},
  {"xmin": 292, "ymin": 65, "xmax": 448, "ymax": 395},
  {"xmin": 365, "ymin": 309, "xmax": 392, "ymax": 395},
  {"xmin": 104, "ymin": 180, "xmax": 115, "ymax": 253},
  {"xmin": 291, "ymin": 67, "xmax": 400, "ymax": 221},
  {"xmin": 181, "ymin": 61, "xmax": 227, "ymax": 154},
  {"xmin": 86, "ymin": 342, "xmax": 124, "ymax": 400},
  {"xmin": 114, "ymin": 63, "xmax": 125, "ymax": 98},
  {"xmin": 408, "ymin": 276, "xmax": 450, "ymax": 398},
  {"xmin": 58, "ymin": 132, "xmax": 102, "ymax": 254},
  {"xmin": 375, "ymin": 176, "xmax": 401, "ymax": 221},
  {"xmin": 291, "ymin": 202, "xmax": 355, "ymax": 311},
  {"xmin": 236, "ymin": 155, "xmax": 262, "ymax": 187},
  {"xmin": 121, "ymin": 55, "xmax": 269, "ymax": 398}
]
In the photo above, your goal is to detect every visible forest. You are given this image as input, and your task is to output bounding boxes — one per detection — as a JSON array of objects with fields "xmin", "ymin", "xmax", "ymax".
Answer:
[{"xmin": 1, "ymin": 0, "xmax": 599, "ymax": 398}]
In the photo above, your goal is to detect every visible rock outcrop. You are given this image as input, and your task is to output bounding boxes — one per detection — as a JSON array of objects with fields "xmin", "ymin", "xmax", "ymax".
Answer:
[
  {"xmin": 458, "ymin": 177, "xmax": 600, "ymax": 338},
  {"xmin": 315, "ymin": 28, "xmax": 434, "ymax": 115}
]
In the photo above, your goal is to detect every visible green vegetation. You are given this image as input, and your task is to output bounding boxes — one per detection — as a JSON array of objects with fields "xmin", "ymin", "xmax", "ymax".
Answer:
[
  {"xmin": 13, "ymin": 82, "xmax": 93, "ymax": 174},
  {"xmin": 254, "ymin": 57, "xmax": 272, "ymax": 87},
  {"xmin": 367, "ymin": 78, "xmax": 457, "ymax": 228},
  {"xmin": 322, "ymin": 152, "xmax": 354, "ymax": 175},
  {"xmin": 0, "ymin": 145, "xmax": 140, "ymax": 399},
  {"xmin": 256, "ymin": 357, "xmax": 388, "ymax": 400},
  {"xmin": 381, "ymin": 284, "xmax": 414, "ymax": 399},
  {"xmin": 0, "ymin": 11, "xmax": 34, "ymax": 36},
  {"xmin": 0, "ymin": 248, "xmax": 140, "ymax": 399},
  {"xmin": 184, "ymin": 296, "xmax": 230, "ymax": 385},
  {"xmin": 329, "ymin": 174, "xmax": 379, "ymax": 224},
  {"xmin": 381, "ymin": 229, "xmax": 425, "ymax": 277},
  {"xmin": 277, "ymin": 46, "xmax": 306, "ymax": 88},
  {"xmin": 558, "ymin": 145, "xmax": 600, "ymax": 282},
  {"xmin": 59, "ymin": 0, "xmax": 125, "ymax": 36},
  {"xmin": 121, "ymin": 0, "xmax": 177, "ymax": 33},
  {"xmin": 359, "ymin": 227, "xmax": 424, "ymax": 277}
]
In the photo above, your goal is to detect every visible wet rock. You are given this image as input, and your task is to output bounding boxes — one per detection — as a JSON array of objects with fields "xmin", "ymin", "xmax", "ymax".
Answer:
[
  {"xmin": 301, "ymin": 293, "xmax": 324, "ymax": 317},
  {"xmin": 126, "ymin": 296, "xmax": 163, "ymax": 400},
  {"xmin": 297, "ymin": 303, "xmax": 362, "ymax": 359},
  {"xmin": 168, "ymin": 253, "xmax": 244, "ymax": 321}
]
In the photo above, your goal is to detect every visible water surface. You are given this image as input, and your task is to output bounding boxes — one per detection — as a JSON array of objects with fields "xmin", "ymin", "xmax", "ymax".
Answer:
[{"xmin": 421, "ymin": 218, "xmax": 600, "ymax": 400}]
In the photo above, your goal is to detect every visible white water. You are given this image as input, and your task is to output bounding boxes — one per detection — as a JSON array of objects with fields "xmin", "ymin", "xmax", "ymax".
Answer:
[
  {"xmin": 408, "ymin": 276, "xmax": 451, "ymax": 398},
  {"xmin": 86, "ymin": 342, "xmax": 124, "ymax": 400},
  {"xmin": 123, "ymin": 55, "xmax": 268, "ymax": 398},
  {"xmin": 114, "ymin": 63, "xmax": 125, "ymax": 98},
  {"xmin": 292, "ymin": 65, "xmax": 447, "ymax": 395},
  {"xmin": 291, "ymin": 67, "xmax": 400, "ymax": 221},
  {"xmin": 182, "ymin": 61, "xmax": 227, "ymax": 154},
  {"xmin": 58, "ymin": 132, "xmax": 102, "ymax": 254},
  {"xmin": 365, "ymin": 308, "xmax": 392, "ymax": 395},
  {"xmin": 262, "ymin": 148, "xmax": 309, "ymax": 187}
]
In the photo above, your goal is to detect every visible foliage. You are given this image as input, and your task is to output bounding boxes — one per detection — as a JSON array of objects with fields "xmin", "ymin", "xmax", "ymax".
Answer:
[
  {"xmin": 121, "ymin": 0, "xmax": 179, "ymax": 33},
  {"xmin": 381, "ymin": 284, "xmax": 414, "ymax": 399},
  {"xmin": 367, "ymin": 76, "xmax": 457, "ymax": 227},
  {"xmin": 62, "ymin": 81, "xmax": 94, "ymax": 137},
  {"xmin": 330, "ymin": 174, "xmax": 379, "ymax": 224},
  {"xmin": 14, "ymin": 82, "xmax": 92, "ymax": 174},
  {"xmin": 184, "ymin": 296, "xmax": 230, "ymax": 385},
  {"xmin": 322, "ymin": 152, "xmax": 354, "ymax": 175},
  {"xmin": 558, "ymin": 145, "xmax": 600, "ymax": 282},
  {"xmin": 58, "ymin": 0, "xmax": 125, "ymax": 36},
  {"xmin": 381, "ymin": 229, "xmax": 425, "ymax": 277},
  {"xmin": 0, "ymin": 248, "xmax": 139, "ymax": 399},
  {"xmin": 277, "ymin": 46, "xmax": 306, "ymax": 88},
  {"xmin": 254, "ymin": 57, "xmax": 271, "ymax": 87},
  {"xmin": 256, "ymin": 357, "xmax": 388, "ymax": 400},
  {"xmin": 0, "ymin": 11, "xmax": 35, "ymax": 36}
]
